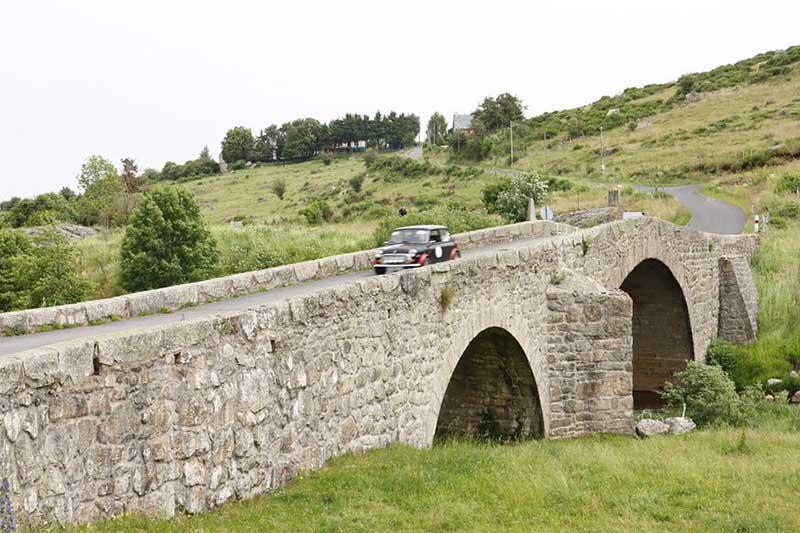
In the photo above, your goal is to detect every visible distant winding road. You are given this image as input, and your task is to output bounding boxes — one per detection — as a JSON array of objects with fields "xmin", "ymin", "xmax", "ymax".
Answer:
[{"xmin": 635, "ymin": 184, "xmax": 745, "ymax": 235}]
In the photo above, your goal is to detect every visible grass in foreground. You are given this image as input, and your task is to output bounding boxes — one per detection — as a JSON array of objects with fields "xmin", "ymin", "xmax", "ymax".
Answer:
[{"xmin": 74, "ymin": 407, "xmax": 800, "ymax": 533}]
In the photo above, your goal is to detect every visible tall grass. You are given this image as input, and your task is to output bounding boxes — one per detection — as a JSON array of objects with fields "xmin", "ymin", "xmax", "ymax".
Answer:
[
  {"xmin": 215, "ymin": 225, "xmax": 373, "ymax": 275},
  {"xmin": 74, "ymin": 231, "xmax": 124, "ymax": 299},
  {"xmin": 741, "ymin": 220, "xmax": 800, "ymax": 377}
]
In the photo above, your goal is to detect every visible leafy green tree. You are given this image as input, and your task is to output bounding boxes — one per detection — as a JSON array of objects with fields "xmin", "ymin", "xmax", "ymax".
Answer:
[
  {"xmin": 120, "ymin": 157, "xmax": 143, "ymax": 193},
  {"xmin": 221, "ymin": 127, "xmax": 255, "ymax": 164},
  {"xmin": 75, "ymin": 173, "xmax": 127, "ymax": 227},
  {"xmin": 472, "ymin": 93, "xmax": 525, "ymax": 134},
  {"xmin": 0, "ymin": 229, "xmax": 32, "ymax": 311},
  {"xmin": 483, "ymin": 171, "xmax": 548, "ymax": 222},
  {"xmin": 120, "ymin": 187, "xmax": 218, "ymax": 292},
  {"xmin": 426, "ymin": 112, "xmax": 448, "ymax": 144},
  {"xmin": 280, "ymin": 118, "xmax": 324, "ymax": 160},
  {"xmin": 77, "ymin": 155, "xmax": 118, "ymax": 191},
  {"xmin": 0, "ymin": 229, "xmax": 92, "ymax": 311}
]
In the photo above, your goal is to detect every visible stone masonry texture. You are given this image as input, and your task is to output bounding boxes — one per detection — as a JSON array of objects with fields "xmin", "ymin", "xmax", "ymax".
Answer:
[{"xmin": 0, "ymin": 217, "xmax": 758, "ymax": 526}]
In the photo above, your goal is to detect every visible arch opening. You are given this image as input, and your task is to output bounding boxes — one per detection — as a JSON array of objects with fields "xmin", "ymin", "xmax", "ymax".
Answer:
[
  {"xmin": 434, "ymin": 327, "xmax": 544, "ymax": 442},
  {"xmin": 620, "ymin": 259, "xmax": 694, "ymax": 409}
]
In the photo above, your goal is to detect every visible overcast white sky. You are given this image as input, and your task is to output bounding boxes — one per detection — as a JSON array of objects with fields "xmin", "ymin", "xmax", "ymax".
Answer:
[{"xmin": 1, "ymin": 0, "xmax": 798, "ymax": 200}]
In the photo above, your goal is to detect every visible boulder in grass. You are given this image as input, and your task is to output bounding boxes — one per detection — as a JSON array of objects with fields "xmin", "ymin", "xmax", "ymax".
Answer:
[
  {"xmin": 665, "ymin": 417, "xmax": 696, "ymax": 435},
  {"xmin": 635, "ymin": 419, "xmax": 669, "ymax": 438},
  {"xmin": 767, "ymin": 378, "xmax": 783, "ymax": 388},
  {"xmin": 790, "ymin": 391, "xmax": 800, "ymax": 404}
]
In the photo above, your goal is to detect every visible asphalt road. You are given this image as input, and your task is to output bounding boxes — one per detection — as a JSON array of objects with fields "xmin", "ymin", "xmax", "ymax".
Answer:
[
  {"xmin": 0, "ymin": 235, "xmax": 550, "ymax": 356},
  {"xmin": 635, "ymin": 184, "xmax": 745, "ymax": 235}
]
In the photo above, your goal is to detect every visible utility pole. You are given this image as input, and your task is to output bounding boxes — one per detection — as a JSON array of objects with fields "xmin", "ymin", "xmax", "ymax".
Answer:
[
  {"xmin": 543, "ymin": 131, "xmax": 547, "ymax": 167},
  {"xmin": 510, "ymin": 121, "xmax": 514, "ymax": 166},
  {"xmin": 600, "ymin": 126, "xmax": 606, "ymax": 175}
]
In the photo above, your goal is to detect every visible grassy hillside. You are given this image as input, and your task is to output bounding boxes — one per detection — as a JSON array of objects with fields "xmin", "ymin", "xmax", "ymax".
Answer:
[{"xmin": 497, "ymin": 60, "xmax": 800, "ymax": 183}]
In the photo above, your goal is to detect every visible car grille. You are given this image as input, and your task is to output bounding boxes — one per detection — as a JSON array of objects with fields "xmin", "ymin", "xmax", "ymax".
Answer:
[{"xmin": 381, "ymin": 253, "xmax": 412, "ymax": 264}]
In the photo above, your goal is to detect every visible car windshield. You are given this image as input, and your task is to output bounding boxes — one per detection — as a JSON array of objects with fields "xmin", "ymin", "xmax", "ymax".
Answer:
[{"xmin": 388, "ymin": 229, "xmax": 430, "ymax": 244}]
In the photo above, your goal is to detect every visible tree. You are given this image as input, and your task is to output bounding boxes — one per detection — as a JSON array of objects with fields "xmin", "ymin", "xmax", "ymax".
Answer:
[
  {"xmin": 6, "ymin": 192, "xmax": 75, "ymax": 228},
  {"xmin": 280, "ymin": 118, "xmax": 324, "ymax": 160},
  {"xmin": 120, "ymin": 186, "xmax": 218, "ymax": 292},
  {"xmin": 120, "ymin": 158, "xmax": 143, "ymax": 193},
  {"xmin": 75, "ymin": 172, "xmax": 127, "ymax": 228},
  {"xmin": 221, "ymin": 127, "xmax": 255, "ymax": 164},
  {"xmin": 0, "ymin": 229, "xmax": 92, "ymax": 311},
  {"xmin": 426, "ymin": 112, "xmax": 448, "ymax": 144},
  {"xmin": 77, "ymin": 155, "xmax": 118, "ymax": 191},
  {"xmin": 472, "ymin": 93, "xmax": 525, "ymax": 134},
  {"xmin": 483, "ymin": 171, "xmax": 548, "ymax": 222},
  {"xmin": 0, "ymin": 229, "xmax": 32, "ymax": 311}
]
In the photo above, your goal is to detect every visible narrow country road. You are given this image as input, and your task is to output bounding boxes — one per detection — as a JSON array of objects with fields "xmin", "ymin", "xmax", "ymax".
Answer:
[{"xmin": 635, "ymin": 184, "xmax": 745, "ymax": 235}]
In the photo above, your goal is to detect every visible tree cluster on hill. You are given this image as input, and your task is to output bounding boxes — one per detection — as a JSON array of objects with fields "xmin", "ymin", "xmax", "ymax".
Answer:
[
  {"xmin": 0, "ymin": 154, "xmax": 147, "ymax": 229},
  {"xmin": 220, "ymin": 111, "xmax": 420, "ymax": 165}
]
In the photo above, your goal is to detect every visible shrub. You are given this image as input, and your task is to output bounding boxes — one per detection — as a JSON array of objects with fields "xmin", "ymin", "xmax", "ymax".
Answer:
[
  {"xmin": 349, "ymin": 174, "xmax": 365, "ymax": 193},
  {"xmin": 230, "ymin": 160, "xmax": 247, "ymax": 171},
  {"xmin": 662, "ymin": 362, "xmax": 752, "ymax": 427},
  {"xmin": 301, "ymin": 199, "xmax": 334, "ymax": 225},
  {"xmin": 120, "ymin": 187, "xmax": 218, "ymax": 292},
  {"xmin": 706, "ymin": 338, "xmax": 751, "ymax": 390},
  {"xmin": 271, "ymin": 178, "xmax": 287, "ymax": 200},
  {"xmin": 321, "ymin": 153, "xmax": 334, "ymax": 166},
  {"xmin": 482, "ymin": 171, "xmax": 549, "ymax": 223},
  {"xmin": 363, "ymin": 148, "xmax": 378, "ymax": 167},
  {"xmin": 776, "ymin": 172, "xmax": 800, "ymax": 194},
  {"xmin": 0, "ymin": 229, "xmax": 92, "ymax": 311}
]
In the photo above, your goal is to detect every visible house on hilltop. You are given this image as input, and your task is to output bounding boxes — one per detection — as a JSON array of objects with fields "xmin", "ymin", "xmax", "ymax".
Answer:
[{"xmin": 452, "ymin": 113, "xmax": 474, "ymax": 133}]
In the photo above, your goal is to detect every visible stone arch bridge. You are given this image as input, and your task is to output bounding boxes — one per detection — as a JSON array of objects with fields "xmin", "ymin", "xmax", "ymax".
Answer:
[{"xmin": 0, "ymin": 218, "xmax": 758, "ymax": 524}]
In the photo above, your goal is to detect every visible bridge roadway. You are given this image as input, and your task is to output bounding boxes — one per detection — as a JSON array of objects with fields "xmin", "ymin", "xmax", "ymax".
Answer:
[{"xmin": 0, "ymin": 234, "xmax": 551, "ymax": 356}]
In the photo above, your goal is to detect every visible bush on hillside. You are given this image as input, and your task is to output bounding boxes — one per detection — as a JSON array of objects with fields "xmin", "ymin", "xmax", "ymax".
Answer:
[
  {"xmin": 776, "ymin": 172, "xmax": 800, "ymax": 194},
  {"xmin": 0, "ymin": 229, "xmax": 92, "ymax": 311},
  {"xmin": 662, "ymin": 362, "xmax": 761, "ymax": 427},
  {"xmin": 120, "ymin": 187, "xmax": 218, "ymax": 292},
  {"xmin": 321, "ymin": 153, "xmax": 334, "ymax": 166},
  {"xmin": 271, "ymin": 177, "xmax": 287, "ymax": 200},
  {"xmin": 365, "ymin": 155, "xmax": 442, "ymax": 180},
  {"xmin": 301, "ymin": 199, "xmax": 334, "ymax": 225},
  {"xmin": 349, "ymin": 174, "xmax": 365, "ymax": 193}
]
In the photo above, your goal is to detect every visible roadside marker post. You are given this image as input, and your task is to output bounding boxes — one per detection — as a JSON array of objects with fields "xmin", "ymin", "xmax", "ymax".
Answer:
[{"xmin": 754, "ymin": 213, "xmax": 760, "ymax": 234}]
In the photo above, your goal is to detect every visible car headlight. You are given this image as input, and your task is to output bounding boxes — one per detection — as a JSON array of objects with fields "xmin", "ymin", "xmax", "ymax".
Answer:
[
  {"xmin": 408, "ymin": 249, "xmax": 418, "ymax": 256},
  {"xmin": 375, "ymin": 250, "xmax": 383, "ymax": 257}
]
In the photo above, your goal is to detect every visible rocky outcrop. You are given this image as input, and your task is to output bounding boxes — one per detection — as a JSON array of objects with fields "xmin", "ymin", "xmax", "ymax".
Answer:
[{"xmin": 22, "ymin": 223, "xmax": 99, "ymax": 241}]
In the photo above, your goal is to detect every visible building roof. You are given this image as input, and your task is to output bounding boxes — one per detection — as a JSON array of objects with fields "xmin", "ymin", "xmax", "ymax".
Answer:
[{"xmin": 452, "ymin": 113, "xmax": 473, "ymax": 130}]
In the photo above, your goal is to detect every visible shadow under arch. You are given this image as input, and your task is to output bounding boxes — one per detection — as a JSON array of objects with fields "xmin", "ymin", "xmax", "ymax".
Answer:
[
  {"xmin": 620, "ymin": 258, "xmax": 695, "ymax": 409},
  {"xmin": 434, "ymin": 327, "xmax": 545, "ymax": 442}
]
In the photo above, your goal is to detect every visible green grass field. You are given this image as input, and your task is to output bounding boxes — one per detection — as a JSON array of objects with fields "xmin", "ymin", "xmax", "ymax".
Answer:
[{"xmin": 75, "ymin": 406, "xmax": 800, "ymax": 533}]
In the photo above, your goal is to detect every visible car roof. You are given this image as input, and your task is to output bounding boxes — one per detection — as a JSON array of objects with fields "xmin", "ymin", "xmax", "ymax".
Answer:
[{"xmin": 393, "ymin": 225, "xmax": 447, "ymax": 231}]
